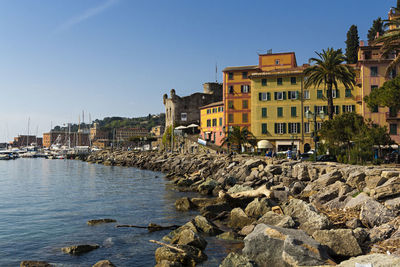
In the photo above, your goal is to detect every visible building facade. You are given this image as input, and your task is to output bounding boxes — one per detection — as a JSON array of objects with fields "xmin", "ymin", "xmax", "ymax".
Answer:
[
  {"xmin": 12, "ymin": 135, "xmax": 43, "ymax": 147},
  {"xmin": 150, "ymin": 125, "xmax": 165, "ymax": 137},
  {"xmin": 163, "ymin": 82, "xmax": 222, "ymax": 129},
  {"xmin": 90, "ymin": 123, "xmax": 108, "ymax": 141},
  {"xmin": 115, "ymin": 127, "xmax": 148, "ymax": 142},
  {"xmin": 42, "ymin": 131, "xmax": 90, "ymax": 148},
  {"xmin": 199, "ymin": 101, "xmax": 225, "ymax": 146}
]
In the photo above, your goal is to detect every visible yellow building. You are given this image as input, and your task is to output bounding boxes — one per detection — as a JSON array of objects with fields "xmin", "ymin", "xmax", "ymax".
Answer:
[
  {"xmin": 199, "ymin": 101, "xmax": 225, "ymax": 145},
  {"xmin": 250, "ymin": 52, "xmax": 361, "ymax": 152}
]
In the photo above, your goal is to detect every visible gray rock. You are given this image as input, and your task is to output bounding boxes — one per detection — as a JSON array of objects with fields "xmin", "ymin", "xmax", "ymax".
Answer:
[
  {"xmin": 216, "ymin": 231, "xmax": 243, "ymax": 241},
  {"xmin": 239, "ymin": 224, "xmax": 256, "ymax": 236},
  {"xmin": 360, "ymin": 199, "xmax": 395, "ymax": 227},
  {"xmin": 61, "ymin": 244, "xmax": 100, "ymax": 255},
  {"xmin": 346, "ymin": 170, "xmax": 366, "ymax": 189},
  {"xmin": 336, "ymin": 253, "xmax": 400, "ymax": 267},
  {"xmin": 193, "ymin": 215, "xmax": 222, "ymax": 236},
  {"xmin": 369, "ymin": 223, "xmax": 396, "ymax": 243},
  {"xmin": 219, "ymin": 252, "xmax": 255, "ymax": 267},
  {"xmin": 197, "ymin": 178, "xmax": 218, "ymax": 195},
  {"xmin": 155, "ymin": 260, "xmax": 183, "ymax": 267},
  {"xmin": 244, "ymin": 198, "xmax": 272, "ymax": 218},
  {"xmin": 257, "ymin": 211, "xmax": 295, "ymax": 228},
  {"xmin": 87, "ymin": 218, "xmax": 116, "ymax": 226},
  {"xmin": 344, "ymin": 192, "xmax": 372, "ymax": 209},
  {"xmin": 309, "ymin": 181, "xmax": 340, "ymax": 207},
  {"xmin": 365, "ymin": 175, "xmax": 387, "ymax": 189},
  {"xmin": 155, "ymin": 244, "xmax": 207, "ymax": 266},
  {"xmin": 292, "ymin": 164, "xmax": 310, "ymax": 181},
  {"xmin": 162, "ymin": 221, "xmax": 198, "ymax": 243},
  {"xmin": 228, "ymin": 208, "xmax": 255, "ymax": 229},
  {"xmin": 312, "ymin": 229, "xmax": 362, "ymax": 257},
  {"xmin": 227, "ymin": 185, "xmax": 253, "ymax": 194},
  {"xmin": 171, "ymin": 229, "xmax": 207, "ymax": 250},
  {"xmin": 372, "ymin": 176, "xmax": 400, "ymax": 200},
  {"xmin": 92, "ymin": 260, "xmax": 116, "ymax": 267},
  {"xmin": 244, "ymin": 159, "xmax": 265, "ymax": 169},
  {"xmin": 175, "ymin": 197, "xmax": 195, "ymax": 211},
  {"xmin": 381, "ymin": 171, "xmax": 400, "ymax": 179},
  {"xmin": 315, "ymin": 170, "xmax": 343, "ymax": 187},
  {"xmin": 385, "ymin": 196, "xmax": 400, "ymax": 211},
  {"xmin": 242, "ymin": 224, "xmax": 333, "ymax": 267},
  {"xmin": 20, "ymin": 261, "xmax": 53, "ymax": 267},
  {"xmin": 282, "ymin": 199, "xmax": 331, "ymax": 235}
]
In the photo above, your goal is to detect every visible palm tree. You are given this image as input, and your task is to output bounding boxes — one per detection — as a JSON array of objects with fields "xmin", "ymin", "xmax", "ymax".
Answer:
[
  {"xmin": 221, "ymin": 126, "xmax": 256, "ymax": 153},
  {"xmin": 304, "ymin": 48, "xmax": 356, "ymax": 120},
  {"xmin": 372, "ymin": 5, "xmax": 400, "ymax": 76}
]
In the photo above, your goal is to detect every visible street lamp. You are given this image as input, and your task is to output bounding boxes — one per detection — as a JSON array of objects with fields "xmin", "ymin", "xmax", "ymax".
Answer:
[{"xmin": 305, "ymin": 109, "xmax": 325, "ymax": 162}]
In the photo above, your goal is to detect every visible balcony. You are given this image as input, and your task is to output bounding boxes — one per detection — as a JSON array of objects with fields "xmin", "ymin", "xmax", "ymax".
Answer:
[{"xmin": 386, "ymin": 112, "xmax": 400, "ymax": 120}]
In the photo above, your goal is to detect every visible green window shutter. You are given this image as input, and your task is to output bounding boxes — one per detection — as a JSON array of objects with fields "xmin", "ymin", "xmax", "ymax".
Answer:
[
  {"xmin": 277, "ymin": 107, "xmax": 283, "ymax": 117},
  {"xmin": 262, "ymin": 79, "xmax": 267, "ymax": 86},
  {"xmin": 288, "ymin": 123, "xmax": 292, "ymax": 134},
  {"xmin": 274, "ymin": 92, "xmax": 277, "ymax": 100},
  {"xmin": 336, "ymin": 89, "xmax": 340, "ymax": 98},
  {"xmin": 259, "ymin": 93, "xmax": 262, "ymax": 101},
  {"xmin": 297, "ymin": 123, "xmax": 301, "ymax": 133},
  {"xmin": 262, "ymin": 123, "xmax": 267, "ymax": 134},
  {"xmin": 267, "ymin": 92, "xmax": 271, "ymax": 101},
  {"xmin": 274, "ymin": 123, "xmax": 277, "ymax": 134},
  {"xmin": 219, "ymin": 118, "xmax": 222, "ymax": 126},
  {"xmin": 335, "ymin": 105, "xmax": 339, "ymax": 114},
  {"xmin": 262, "ymin": 108, "xmax": 267, "ymax": 118},
  {"xmin": 296, "ymin": 91, "xmax": 299, "ymax": 99},
  {"xmin": 323, "ymin": 106, "xmax": 327, "ymax": 114},
  {"xmin": 283, "ymin": 92, "xmax": 287, "ymax": 100},
  {"xmin": 342, "ymin": 105, "xmax": 346, "ymax": 113},
  {"xmin": 283, "ymin": 123, "xmax": 287, "ymax": 134},
  {"xmin": 352, "ymin": 105, "xmax": 356, "ymax": 112},
  {"xmin": 317, "ymin": 90, "xmax": 322, "ymax": 99},
  {"xmin": 345, "ymin": 89, "xmax": 351, "ymax": 97},
  {"xmin": 314, "ymin": 106, "xmax": 317, "ymax": 113},
  {"xmin": 291, "ymin": 107, "xmax": 296, "ymax": 117}
]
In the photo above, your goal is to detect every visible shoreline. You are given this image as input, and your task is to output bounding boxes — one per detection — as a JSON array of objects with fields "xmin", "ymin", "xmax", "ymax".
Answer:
[{"xmin": 85, "ymin": 150, "xmax": 400, "ymax": 266}]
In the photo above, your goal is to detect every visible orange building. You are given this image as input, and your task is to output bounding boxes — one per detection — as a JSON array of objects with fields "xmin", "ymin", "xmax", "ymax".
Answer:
[
  {"xmin": 199, "ymin": 101, "xmax": 224, "ymax": 146},
  {"xmin": 223, "ymin": 52, "xmax": 298, "ymax": 134}
]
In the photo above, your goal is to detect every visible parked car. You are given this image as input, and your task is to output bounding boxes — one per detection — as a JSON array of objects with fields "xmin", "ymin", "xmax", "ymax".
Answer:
[{"xmin": 316, "ymin": 154, "xmax": 337, "ymax": 162}]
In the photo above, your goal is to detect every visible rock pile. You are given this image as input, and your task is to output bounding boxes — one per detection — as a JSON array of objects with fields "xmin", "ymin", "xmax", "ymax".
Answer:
[{"xmin": 87, "ymin": 150, "xmax": 400, "ymax": 266}]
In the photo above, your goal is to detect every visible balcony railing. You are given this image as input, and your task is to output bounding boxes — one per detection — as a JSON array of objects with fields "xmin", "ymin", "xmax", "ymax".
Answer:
[{"xmin": 386, "ymin": 112, "xmax": 400, "ymax": 120}]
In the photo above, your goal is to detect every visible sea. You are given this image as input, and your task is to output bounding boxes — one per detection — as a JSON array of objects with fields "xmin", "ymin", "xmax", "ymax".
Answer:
[{"xmin": 0, "ymin": 158, "xmax": 234, "ymax": 266}]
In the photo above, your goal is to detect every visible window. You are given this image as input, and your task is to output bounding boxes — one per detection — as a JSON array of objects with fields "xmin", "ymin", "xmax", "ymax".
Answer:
[
  {"xmin": 213, "ymin": 108, "xmax": 217, "ymax": 113},
  {"xmin": 242, "ymin": 72, "xmax": 248, "ymax": 79},
  {"xmin": 277, "ymin": 78, "xmax": 283, "ymax": 85},
  {"xmin": 303, "ymin": 90, "xmax": 310, "ymax": 99},
  {"xmin": 261, "ymin": 108, "xmax": 267, "ymax": 118},
  {"xmin": 218, "ymin": 107, "xmax": 222, "ymax": 112},
  {"xmin": 241, "ymin": 85, "xmax": 250, "ymax": 93},
  {"xmin": 334, "ymin": 105, "xmax": 340, "ymax": 115},
  {"xmin": 228, "ymin": 113, "xmax": 234, "ymax": 123},
  {"xmin": 288, "ymin": 91, "xmax": 298, "ymax": 100},
  {"xmin": 275, "ymin": 92, "xmax": 284, "ymax": 100},
  {"xmin": 390, "ymin": 124, "xmax": 398, "ymax": 135},
  {"xmin": 212, "ymin": 119, "xmax": 217, "ymax": 127},
  {"xmin": 304, "ymin": 122, "xmax": 310, "ymax": 133},
  {"xmin": 342, "ymin": 105, "xmax": 356, "ymax": 113},
  {"xmin": 181, "ymin": 113, "xmax": 187, "ymax": 121},
  {"xmin": 259, "ymin": 92, "xmax": 271, "ymax": 101},
  {"xmin": 316, "ymin": 122, "xmax": 322, "ymax": 131},
  {"xmin": 277, "ymin": 107, "xmax": 283, "ymax": 117},
  {"xmin": 242, "ymin": 113, "xmax": 248, "ymax": 123},
  {"xmin": 315, "ymin": 106, "xmax": 326, "ymax": 114},
  {"xmin": 389, "ymin": 107, "xmax": 397, "ymax": 117},
  {"xmin": 390, "ymin": 69, "xmax": 397, "ymax": 79},
  {"xmin": 332, "ymin": 89, "xmax": 339, "ymax": 98},
  {"xmin": 317, "ymin": 90, "xmax": 323, "ymax": 99},
  {"xmin": 219, "ymin": 118, "xmax": 223, "ymax": 126},
  {"xmin": 207, "ymin": 109, "xmax": 211, "ymax": 114},
  {"xmin": 371, "ymin": 85, "xmax": 378, "ymax": 91},
  {"xmin": 229, "ymin": 86, "xmax": 234, "ymax": 94},
  {"xmin": 242, "ymin": 100, "xmax": 248, "ymax": 109},
  {"xmin": 371, "ymin": 105, "xmax": 378, "ymax": 113},
  {"xmin": 291, "ymin": 107, "xmax": 297, "ymax": 117},
  {"xmin": 262, "ymin": 123, "xmax": 268, "ymax": 134},
  {"xmin": 345, "ymin": 89, "xmax": 352, "ymax": 97},
  {"xmin": 275, "ymin": 59, "xmax": 280, "ymax": 65},
  {"xmin": 275, "ymin": 123, "xmax": 286, "ymax": 134},
  {"xmin": 304, "ymin": 106, "xmax": 310, "ymax": 114},
  {"xmin": 364, "ymin": 51, "xmax": 371, "ymax": 60},
  {"xmin": 288, "ymin": 123, "xmax": 300, "ymax": 134},
  {"xmin": 261, "ymin": 79, "xmax": 267, "ymax": 86},
  {"xmin": 228, "ymin": 72, "xmax": 234, "ymax": 80},
  {"xmin": 207, "ymin": 119, "xmax": 211, "ymax": 127},
  {"xmin": 371, "ymin": 66, "xmax": 378, "ymax": 77},
  {"xmin": 291, "ymin": 77, "xmax": 297, "ymax": 84},
  {"xmin": 228, "ymin": 101, "xmax": 234, "ymax": 109}
]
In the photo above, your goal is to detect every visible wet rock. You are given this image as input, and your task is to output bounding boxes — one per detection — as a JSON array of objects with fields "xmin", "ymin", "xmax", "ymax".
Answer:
[
  {"xmin": 372, "ymin": 176, "xmax": 400, "ymax": 200},
  {"xmin": 162, "ymin": 221, "xmax": 198, "ymax": 243},
  {"xmin": 244, "ymin": 198, "xmax": 272, "ymax": 218},
  {"xmin": 228, "ymin": 208, "xmax": 255, "ymax": 229},
  {"xmin": 198, "ymin": 178, "xmax": 218, "ymax": 195},
  {"xmin": 154, "ymin": 244, "xmax": 207, "ymax": 266},
  {"xmin": 312, "ymin": 229, "xmax": 362, "ymax": 257},
  {"xmin": 87, "ymin": 219, "xmax": 117, "ymax": 226},
  {"xmin": 154, "ymin": 260, "xmax": 183, "ymax": 267},
  {"xmin": 282, "ymin": 199, "xmax": 331, "ymax": 235},
  {"xmin": 336, "ymin": 253, "xmax": 400, "ymax": 267},
  {"xmin": 20, "ymin": 261, "xmax": 53, "ymax": 267},
  {"xmin": 220, "ymin": 252, "xmax": 256, "ymax": 267},
  {"xmin": 171, "ymin": 229, "xmax": 207, "ymax": 250},
  {"xmin": 359, "ymin": 199, "xmax": 395, "ymax": 227},
  {"xmin": 193, "ymin": 215, "xmax": 222, "ymax": 236},
  {"xmin": 92, "ymin": 260, "xmax": 116, "ymax": 267},
  {"xmin": 216, "ymin": 231, "xmax": 243, "ymax": 241},
  {"xmin": 61, "ymin": 244, "xmax": 100, "ymax": 255},
  {"xmin": 257, "ymin": 211, "xmax": 295, "ymax": 228},
  {"xmin": 242, "ymin": 224, "xmax": 334, "ymax": 267},
  {"xmin": 175, "ymin": 197, "xmax": 195, "ymax": 211},
  {"xmin": 190, "ymin": 197, "xmax": 218, "ymax": 208}
]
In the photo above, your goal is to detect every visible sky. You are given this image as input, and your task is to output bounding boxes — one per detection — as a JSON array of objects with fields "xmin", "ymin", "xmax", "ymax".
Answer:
[{"xmin": 0, "ymin": 0, "xmax": 394, "ymax": 142}]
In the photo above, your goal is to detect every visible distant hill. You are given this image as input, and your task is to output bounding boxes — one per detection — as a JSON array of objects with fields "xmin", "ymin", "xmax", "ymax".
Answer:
[{"xmin": 51, "ymin": 113, "xmax": 165, "ymax": 133}]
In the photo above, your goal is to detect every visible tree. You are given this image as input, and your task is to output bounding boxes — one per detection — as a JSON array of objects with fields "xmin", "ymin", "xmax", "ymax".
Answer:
[
  {"xmin": 220, "ymin": 126, "xmax": 256, "ymax": 153},
  {"xmin": 364, "ymin": 75, "xmax": 400, "ymax": 111},
  {"xmin": 304, "ymin": 48, "xmax": 356, "ymax": 120},
  {"xmin": 368, "ymin": 17, "xmax": 386, "ymax": 43},
  {"xmin": 345, "ymin": 25, "xmax": 359, "ymax": 64}
]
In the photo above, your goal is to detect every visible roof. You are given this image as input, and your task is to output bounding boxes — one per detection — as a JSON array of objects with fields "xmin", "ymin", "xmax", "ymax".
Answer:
[
  {"xmin": 199, "ymin": 101, "xmax": 223, "ymax": 109},
  {"xmin": 222, "ymin": 65, "xmax": 259, "ymax": 72},
  {"xmin": 249, "ymin": 66, "xmax": 307, "ymax": 78}
]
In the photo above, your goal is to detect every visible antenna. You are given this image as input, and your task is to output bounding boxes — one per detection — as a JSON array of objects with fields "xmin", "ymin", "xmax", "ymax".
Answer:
[{"xmin": 215, "ymin": 62, "xmax": 218, "ymax": 83}]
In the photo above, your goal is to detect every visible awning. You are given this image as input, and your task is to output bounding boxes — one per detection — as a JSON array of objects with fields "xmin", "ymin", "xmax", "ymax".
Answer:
[
  {"xmin": 187, "ymin": 124, "xmax": 199, "ymax": 128},
  {"xmin": 175, "ymin": 126, "xmax": 187, "ymax": 130},
  {"xmin": 257, "ymin": 140, "xmax": 273, "ymax": 149}
]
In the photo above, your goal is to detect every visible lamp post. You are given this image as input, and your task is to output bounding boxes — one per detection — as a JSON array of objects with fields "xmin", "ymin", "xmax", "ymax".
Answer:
[{"xmin": 305, "ymin": 109, "xmax": 325, "ymax": 162}]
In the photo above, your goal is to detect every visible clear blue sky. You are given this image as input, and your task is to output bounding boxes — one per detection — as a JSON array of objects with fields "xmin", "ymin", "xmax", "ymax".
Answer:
[{"xmin": 0, "ymin": 0, "xmax": 394, "ymax": 141}]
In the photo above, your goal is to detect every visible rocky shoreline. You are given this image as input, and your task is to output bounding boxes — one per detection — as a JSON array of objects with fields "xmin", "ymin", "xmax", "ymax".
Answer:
[{"xmin": 84, "ymin": 150, "xmax": 400, "ymax": 267}]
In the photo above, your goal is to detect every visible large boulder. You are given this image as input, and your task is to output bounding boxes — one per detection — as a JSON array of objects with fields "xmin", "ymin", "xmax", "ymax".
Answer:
[
  {"xmin": 244, "ymin": 198, "xmax": 272, "ymax": 218},
  {"xmin": 197, "ymin": 178, "xmax": 218, "ymax": 195},
  {"xmin": 220, "ymin": 252, "xmax": 256, "ymax": 267},
  {"xmin": 346, "ymin": 170, "xmax": 366, "ymax": 189},
  {"xmin": 227, "ymin": 185, "xmax": 253, "ymax": 194},
  {"xmin": 175, "ymin": 197, "xmax": 195, "ymax": 211},
  {"xmin": 171, "ymin": 229, "xmax": 207, "ymax": 250},
  {"xmin": 20, "ymin": 261, "xmax": 53, "ymax": 267},
  {"xmin": 242, "ymin": 224, "xmax": 334, "ymax": 267},
  {"xmin": 336, "ymin": 253, "xmax": 400, "ymax": 267},
  {"xmin": 372, "ymin": 176, "xmax": 400, "ymax": 200},
  {"xmin": 193, "ymin": 216, "xmax": 222, "ymax": 236},
  {"xmin": 359, "ymin": 199, "xmax": 395, "ymax": 227},
  {"xmin": 154, "ymin": 260, "xmax": 183, "ymax": 267},
  {"xmin": 257, "ymin": 211, "xmax": 295, "ymax": 228},
  {"xmin": 282, "ymin": 199, "xmax": 331, "ymax": 235},
  {"xmin": 228, "ymin": 208, "xmax": 255, "ymax": 229},
  {"xmin": 92, "ymin": 260, "xmax": 116, "ymax": 267},
  {"xmin": 162, "ymin": 221, "xmax": 198, "ymax": 243},
  {"xmin": 61, "ymin": 244, "xmax": 99, "ymax": 255},
  {"xmin": 154, "ymin": 244, "xmax": 207, "ymax": 266},
  {"xmin": 292, "ymin": 164, "xmax": 310, "ymax": 181},
  {"xmin": 312, "ymin": 229, "xmax": 362, "ymax": 257}
]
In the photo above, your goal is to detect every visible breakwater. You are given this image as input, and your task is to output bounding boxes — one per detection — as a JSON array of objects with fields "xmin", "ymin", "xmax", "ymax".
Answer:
[{"xmin": 87, "ymin": 150, "xmax": 400, "ymax": 266}]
